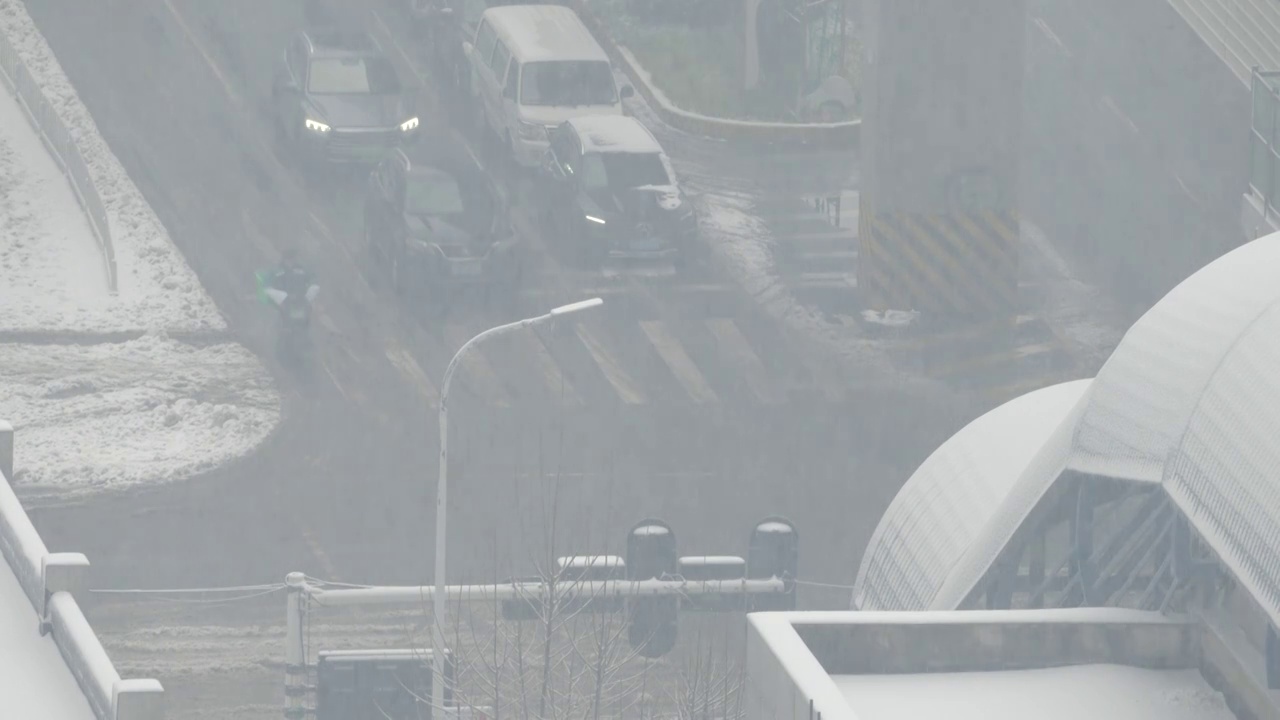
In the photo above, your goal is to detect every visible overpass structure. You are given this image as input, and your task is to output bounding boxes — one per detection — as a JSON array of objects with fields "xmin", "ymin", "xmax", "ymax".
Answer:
[
  {"xmin": 0, "ymin": 422, "xmax": 164, "ymax": 720},
  {"xmin": 1165, "ymin": 0, "xmax": 1280, "ymax": 240}
]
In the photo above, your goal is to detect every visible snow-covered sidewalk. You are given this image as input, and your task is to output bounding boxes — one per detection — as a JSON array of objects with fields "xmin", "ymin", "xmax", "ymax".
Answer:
[{"xmin": 0, "ymin": 0, "xmax": 280, "ymax": 499}]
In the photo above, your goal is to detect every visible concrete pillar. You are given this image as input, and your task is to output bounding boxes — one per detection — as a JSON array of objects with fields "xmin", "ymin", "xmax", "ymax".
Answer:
[{"xmin": 858, "ymin": 0, "xmax": 1025, "ymax": 322}]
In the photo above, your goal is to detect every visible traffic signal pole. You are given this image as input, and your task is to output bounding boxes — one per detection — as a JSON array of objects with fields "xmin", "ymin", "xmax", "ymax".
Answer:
[{"xmin": 283, "ymin": 573, "xmax": 789, "ymax": 717}]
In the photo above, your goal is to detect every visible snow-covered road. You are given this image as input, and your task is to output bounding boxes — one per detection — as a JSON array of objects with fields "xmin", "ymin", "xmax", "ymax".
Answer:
[{"xmin": 0, "ymin": 1, "xmax": 279, "ymax": 498}]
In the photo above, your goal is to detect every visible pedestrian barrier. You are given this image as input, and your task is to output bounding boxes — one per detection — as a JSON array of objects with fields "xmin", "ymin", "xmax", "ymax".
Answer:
[
  {"xmin": 0, "ymin": 422, "xmax": 163, "ymax": 719},
  {"xmin": 0, "ymin": 28, "xmax": 117, "ymax": 293},
  {"xmin": 858, "ymin": 204, "xmax": 1020, "ymax": 321}
]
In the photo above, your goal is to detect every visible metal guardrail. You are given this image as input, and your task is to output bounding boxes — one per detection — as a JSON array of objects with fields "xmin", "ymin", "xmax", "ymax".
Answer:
[{"xmin": 0, "ymin": 28, "xmax": 117, "ymax": 294}]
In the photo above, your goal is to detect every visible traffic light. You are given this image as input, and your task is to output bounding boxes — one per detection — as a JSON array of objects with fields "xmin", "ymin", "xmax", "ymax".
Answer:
[
  {"xmin": 747, "ymin": 516, "xmax": 798, "ymax": 611},
  {"xmin": 625, "ymin": 518, "xmax": 679, "ymax": 658}
]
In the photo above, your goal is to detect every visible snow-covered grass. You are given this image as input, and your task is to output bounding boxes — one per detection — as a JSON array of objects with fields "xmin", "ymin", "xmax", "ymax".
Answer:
[
  {"xmin": 0, "ymin": 0, "xmax": 224, "ymax": 334},
  {"xmin": 0, "ymin": 335, "xmax": 280, "ymax": 496}
]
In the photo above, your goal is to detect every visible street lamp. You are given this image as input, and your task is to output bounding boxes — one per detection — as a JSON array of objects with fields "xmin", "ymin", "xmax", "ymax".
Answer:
[{"xmin": 431, "ymin": 297, "xmax": 603, "ymax": 716}]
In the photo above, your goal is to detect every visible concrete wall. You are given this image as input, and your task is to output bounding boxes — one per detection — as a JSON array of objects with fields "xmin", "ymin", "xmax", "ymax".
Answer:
[
  {"xmin": 0, "ymin": 421, "xmax": 164, "ymax": 720},
  {"xmin": 860, "ymin": 0, "xmax": 1024, "ymax": 214},
  {"xmin": 792, "ymin": 609, "xmax": 1199, "ymax": 675},
  {"xmin": 744, "ymin": 609, "xmax": 1200, "ymax": 720}
]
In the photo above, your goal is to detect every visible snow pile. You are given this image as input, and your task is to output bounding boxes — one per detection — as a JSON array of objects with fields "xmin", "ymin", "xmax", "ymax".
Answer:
[
  {"xmin": 0, "ymin": 0, "xmax": 224, "ymax": 334},
  {"xmin": 696, "ymin": 192, "xmax": 937, "ymax": 392},
  {"xmin": 0, "ymin": 335, "xmax": 280, "ymax": 496}
]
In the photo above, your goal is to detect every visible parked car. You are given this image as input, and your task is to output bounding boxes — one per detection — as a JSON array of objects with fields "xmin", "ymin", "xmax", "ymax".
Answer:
[
  {"xmin": 538, "ymin": 115, "xmax": 697, "ymax": 267},
  {"xmin": 464, "ymin": 4, "xmax": 634, "ymax": 170},
  {"xmin": 363, "ymin": 144, "xmax": 521, "ymax": 303},
  {"xmin": 272, "ymin": 28, "xmax": 421, "ymax": 167}
]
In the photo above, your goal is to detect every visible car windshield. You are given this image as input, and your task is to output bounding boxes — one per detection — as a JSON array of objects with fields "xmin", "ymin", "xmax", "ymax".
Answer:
[
  {"xmin": 406, "ymin": 171, "xmax": 466, "ymax": 216},
  {"xmin": 520, "ymin": 61, "xmax": 616, "ymax": 107},
  {"xmin": 308, "ymin": 56, "xmax": 401, "ymax": 94},
  {"xmin": 580, "ymin": 151, "xmax": 670, "ymax": 191}
]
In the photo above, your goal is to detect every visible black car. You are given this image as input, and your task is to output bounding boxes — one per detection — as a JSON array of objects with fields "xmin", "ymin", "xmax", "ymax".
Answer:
[
  {"xmin": 272, "ymin": 29, "xmax": 421, "ymax": 166},
  {"xmin": 363, "ymin": 145, "xmax": 521, "ymax": 302},
  {"xmin": 539, "ymin": 116, "xmax": 697, "ymax": 267}
]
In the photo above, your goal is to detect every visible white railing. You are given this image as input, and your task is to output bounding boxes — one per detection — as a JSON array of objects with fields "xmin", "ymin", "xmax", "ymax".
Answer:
[
  {"xmin": 0, "ymin": 422, "xmax": 162, "ymax": 719},
  {"xmin": 0, "ymin": 29, "xmax": 116, "ymax": 293}
]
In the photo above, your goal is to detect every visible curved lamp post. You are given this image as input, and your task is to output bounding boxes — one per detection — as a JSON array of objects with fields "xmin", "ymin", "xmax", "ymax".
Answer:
[{"xmin": 432, "ymin": 297, "xmax": 604, "ymax": 715}]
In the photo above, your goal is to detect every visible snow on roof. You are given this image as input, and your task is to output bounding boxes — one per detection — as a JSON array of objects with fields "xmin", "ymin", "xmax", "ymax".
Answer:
[
  {"xmin": 631, "ymin": 524, "xmax": 670, "ymax": 536},
  {"xmin": 679, "ymin": 556, "xmax": 745, "ymax": 566},
  {"xmin": 484, "ymin": 5, "xmax": 608, "ymax": 64},
  {"xmin": 756, "ymin": 521, "xmax": 795, "ymax": 533},
  {"xmin": 856, "ymin": 232, "xmax": 1280, "ymax": 629},
  {"xmin": 834, "ymin": 665, "xmax": 1235, "ymax": 720},
  {"xmin": 0, "ymin": 553, "xmax": 95, "ymax": 720},
  {"xmin": 568, "ymin": 115, "xmax": 662, "ymax": 155},
  {"xmin": 852, "ymin": 379, "xmax": 1092, "ymax": 611}
]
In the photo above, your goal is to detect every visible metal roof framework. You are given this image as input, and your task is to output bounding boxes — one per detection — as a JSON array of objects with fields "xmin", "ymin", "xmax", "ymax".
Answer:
[{"xmin": 854, "ymin": 232, "xmax": 1280, "ymax": 634}]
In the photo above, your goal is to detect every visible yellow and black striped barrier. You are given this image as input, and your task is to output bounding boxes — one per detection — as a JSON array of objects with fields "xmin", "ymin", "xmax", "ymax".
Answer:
[{"xmin": 858, "ymin": 206, "xmax": 1020, "ymax": 320}]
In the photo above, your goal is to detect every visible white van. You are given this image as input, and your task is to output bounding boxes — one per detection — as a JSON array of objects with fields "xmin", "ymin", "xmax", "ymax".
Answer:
[{"xmin": 464, "ymin": 4, "xmax": 634, "ymax": 169}]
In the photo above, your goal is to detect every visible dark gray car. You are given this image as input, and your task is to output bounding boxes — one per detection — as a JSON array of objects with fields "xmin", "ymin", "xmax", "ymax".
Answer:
[{"xmin": 272, "ymin": 29, "xmax": 421, "ymax": 166}]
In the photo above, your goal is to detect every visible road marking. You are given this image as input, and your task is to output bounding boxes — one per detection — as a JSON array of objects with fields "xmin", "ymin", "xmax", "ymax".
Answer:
[
  {"xmin": 300, "ymin": 526, "xmax": 341, "ymax": 582},
  {"xmin": 522, "ymin": 331, "xmax": 583, "ymax": 406},
  {"xmin": 573, "ymin": 323, "xmax": 646, "ymax": 405},
  {"xmin": 1174, "ymin": 173, "xmax": 1200, "ymax": 204},
  {"xmin": 160, "ymin": 0, "xmax": 241, "ymax": 104},
  {"xmin": 384, "ymin": 342, "xmax": 440, "ymax": 405},
  {"xmin": 640, "ymin": 321, "xmax": 718, "ymax": 404},
  {"xmin": 370, "ymin": 10, "xmax": 430, "ymax": 87},
  {"xmin": 1033, "ymin": 17, "xmax": 1071, "ymax": 57},
  {"xmin": 1100, "ymin": 95, "xmax": 1139, "ymax": 135},
  {"xmin": 703, "ymin": 318, "xmax": 782, "ymax": 405},
  {"xmin": 320, "ymin": 358, "xmax": 352, "ymax": 403},
  {"xmin": 444, "ymin": 324, "xmax": 511, "ymax": 406}
]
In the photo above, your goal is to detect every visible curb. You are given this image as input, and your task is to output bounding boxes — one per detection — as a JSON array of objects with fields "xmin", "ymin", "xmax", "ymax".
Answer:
[
  {"xmin": 568, "ymin": 0, "xmax": 860, "ymax": 149},
  {"xmin": 0, "ymin": 329, "xmax": 235, "ymax": 346}
]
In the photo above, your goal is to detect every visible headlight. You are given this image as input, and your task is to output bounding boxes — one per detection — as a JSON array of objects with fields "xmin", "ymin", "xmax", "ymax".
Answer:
[
  {"xmin": 517, "ymin": 120, "xmax": 547, "ymax": 142},
  {"xmin": 584, "ymin": 215, "xmax": 607, "ymax": 225},
  {"xmin": 304, "ymin": 118, "xmax": 331, "ymax": 133},
  {"xmin": 399, "ymin": 116, "xmax": 420, "ymax": 132}
]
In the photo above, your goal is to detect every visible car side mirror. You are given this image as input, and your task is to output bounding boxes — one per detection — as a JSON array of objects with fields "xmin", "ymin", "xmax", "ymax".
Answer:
[
  {"xmin": 620, "ymin": 84, "xmax": 635, "ymax": 99},
  {"xmin": 462, "ymin": 41, "xmax": 474, "ymax": 58},
  {"xmin": 276, "ymin": 76, "xmax": 298, "ymax": 94}
]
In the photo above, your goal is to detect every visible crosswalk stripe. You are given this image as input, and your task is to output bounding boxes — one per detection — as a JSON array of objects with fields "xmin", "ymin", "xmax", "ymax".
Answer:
[
  {"xmin": 384, "ymin": 343, "xmax": 439, "ymax": 405},
  {"xmin": 640, "ymin": 321, "xmax": 718, "ymax": 405},
  {"xmin": 704, "ymin": 318, "xmax": 783, "ymax": 405},
  {"xmin": 444, "ymin": 325, "xmax": 510, "ymax": 406},
  {"xmin": 523, "ymin": 331, "xmax": 583, "ymax": 406},
  {"xmin": 574, "ymin": 323, "xmax": 646, "ymax": 405}
]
